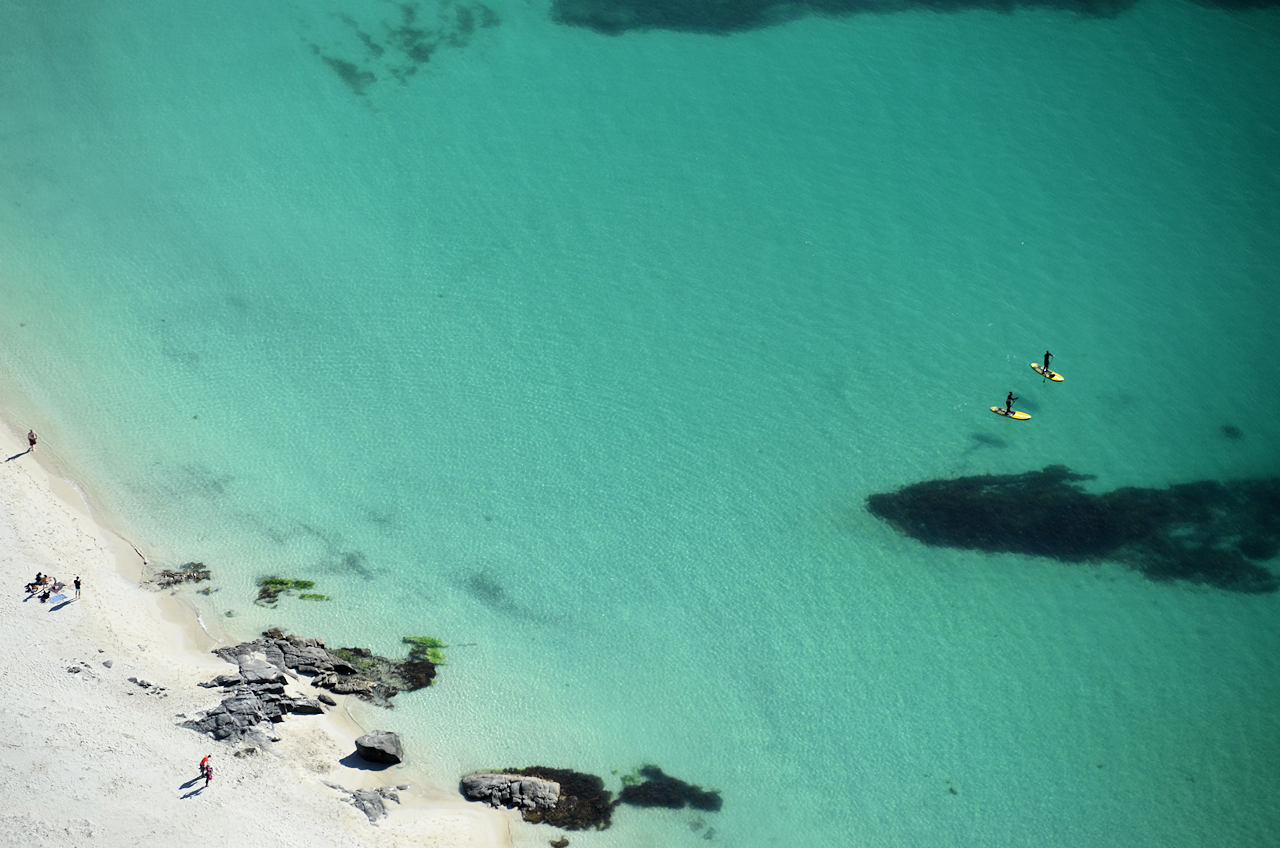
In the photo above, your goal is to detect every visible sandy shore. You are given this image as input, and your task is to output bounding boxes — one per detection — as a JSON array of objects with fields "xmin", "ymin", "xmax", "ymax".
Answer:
[{"xmin": 0, "ymin": 417, "xmax": 516, "ymax": 847}]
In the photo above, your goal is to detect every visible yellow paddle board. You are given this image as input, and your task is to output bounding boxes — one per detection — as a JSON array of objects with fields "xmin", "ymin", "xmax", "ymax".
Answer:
[
  {"xmin": 991, "ymin": 406, "xmax": 1031, "ymax": 420},
  {"xmin": 1031, "ymin": 362, "xmax": 1064, "ymax": 382}
]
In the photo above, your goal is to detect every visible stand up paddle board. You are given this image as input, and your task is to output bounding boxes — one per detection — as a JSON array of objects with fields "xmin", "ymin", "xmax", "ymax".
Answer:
[
  {"xmin": 991, "ymin": 407, "xmax": 1031, "ymax": 420},
  {"xmin": 1031, "ymin": 363, "xmax": 1063, "ymax": 382}
]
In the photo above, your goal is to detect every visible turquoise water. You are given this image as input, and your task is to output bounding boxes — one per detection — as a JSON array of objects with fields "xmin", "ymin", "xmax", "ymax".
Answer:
[{"xmin": 3, "ymin": 1, "xmax": 1280, "ymax": 845}]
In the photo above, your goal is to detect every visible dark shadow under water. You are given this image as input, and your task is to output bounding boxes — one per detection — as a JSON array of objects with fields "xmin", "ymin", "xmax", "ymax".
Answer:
[
  {"xmin": 866, "ymin": 465, "xmax": 1280, "ymax": 593},
  {"xmin": 551, "ymin": 0, "xmax": 1277, "ymax": 34}
]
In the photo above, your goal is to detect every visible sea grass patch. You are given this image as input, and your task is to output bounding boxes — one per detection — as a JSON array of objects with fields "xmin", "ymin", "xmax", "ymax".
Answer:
[
  {"xmin": 403, "ymin": 635, "xmax": 447, "ymax": 665},
  {"xmin": 255, "ymin": 576, "xmax": 323, "ymax": 606},
  {"xmin": 618, "ymin": 764, "xmax": 722, "ymax": 811}
]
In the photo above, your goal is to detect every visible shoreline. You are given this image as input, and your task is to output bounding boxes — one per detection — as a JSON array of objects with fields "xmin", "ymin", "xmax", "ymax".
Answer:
[{"xmin": 0, "ymin": 412, "xmax": 517, "ymax": 847}]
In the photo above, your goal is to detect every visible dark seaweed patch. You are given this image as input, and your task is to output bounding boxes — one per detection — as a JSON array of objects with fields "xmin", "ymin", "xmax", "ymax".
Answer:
[
  {"xmin": 505, "ymin": 766, "xmax": 615, "ymax": 830},
  {"xmin": 551, "ymin": 0, "xmax": 1139, "ymax": 35},
  {"xmin": 317, "ymin": 52, "xmax": 376, "ymax": 95},
  {"xmin": 866, "ymin": 466, "xmax": 1280, "ymax": 593},
  {"xmin": 309, "ymin": 1, "xmax": 499, "ymax": 95},
  {"xmin": 619, "ymin": 765, "xmax": 722, "ymax": 811}
]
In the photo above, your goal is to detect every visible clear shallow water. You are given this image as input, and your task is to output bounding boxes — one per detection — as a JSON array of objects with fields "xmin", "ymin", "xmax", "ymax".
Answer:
[{"xmin": 2, "ymin": 1, "xmax": 1279, "ymax": 845}]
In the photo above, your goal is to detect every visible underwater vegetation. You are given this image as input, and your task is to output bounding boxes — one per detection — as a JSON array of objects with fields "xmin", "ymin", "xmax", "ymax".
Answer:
[
  {"xmin": 551, "ymin": 0, "xmax": 1141, "ymax": 35},
  {"xmin": 331, "ymin": 636, "xmax": 440, "ymax": 690},
  {"xmin": 256, "ymin": 576, "xmax": 327, "ymax": 606},
  {"xmin": 866, "ymin": 465, "xmax": 1280, "ymax": 593},
  {"xmin": 619, "ymin": 764, "xmax": 723, "ymax": 811},
  {"xmin": 308, "ymin": 1, "xmax": 499, "ymax": 95},
  {"xmin": 505, "ymin": 766, "xmax": 616, "ymax": 830},
  {"xmin": 403, "ymin": 635, "xmax": 448, "ymax": 666}
]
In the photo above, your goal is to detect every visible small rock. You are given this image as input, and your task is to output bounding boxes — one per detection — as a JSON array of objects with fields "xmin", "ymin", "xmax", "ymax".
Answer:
[
  {"xmin": 287, "ymin": 697, "xmax": 326, "ymax": 715},
  {"xmin": 102, "ymin": 660, "xmax": 113, "ymax": 669}
]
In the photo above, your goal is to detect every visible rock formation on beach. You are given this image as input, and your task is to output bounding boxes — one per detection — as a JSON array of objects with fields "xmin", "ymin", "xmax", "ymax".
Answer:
[
  {"xmin": 147, "ymin": 561, "xmax": 211, "ymax": 588},
  {"xmin": 355, "ymin": 730, "xmax": 404, "ymax": 765},
  {"xmin": 210, "ymin": 627, "xmax": 438, "ymax": 707},
  {"xmin": 323, "ymin": 783, "xmax": 408, "ymax": 823},
  {"xmin": 461, "ymin": 772, "xmax": 561, "ymax": 811},
  {"xmin": 462, "ymin": 767, "xmax": 616, "ymax": 830},
  {"xmin": 866, "ymin": 466, "xmax": 1280, "ymax": 593},
  {"xmin": 460, "ymin": 763, "xmax": 724, "ymax": 829},
  {"xmin": 182, "ymin": 653, "xmax": 327, "ymax": 744},
  {"xmin": 183, "ymin": 628, "xmax": 439, "ymax": 745}
]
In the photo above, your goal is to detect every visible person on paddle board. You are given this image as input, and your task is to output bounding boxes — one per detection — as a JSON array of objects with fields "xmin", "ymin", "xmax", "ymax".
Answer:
[
  {"xmin": 1006, "ymin": 392, "xmax": 1017, "ymax": 414},
  {"xmin": 1043, "ymin": 351, "xmax": 1053, "ymax": 374}
]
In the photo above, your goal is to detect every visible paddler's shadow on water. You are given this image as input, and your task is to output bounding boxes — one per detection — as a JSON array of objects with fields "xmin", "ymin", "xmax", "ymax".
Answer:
[{"xmin": 964, "ymin": 432, "xmax": 1009, "ymax": 453}]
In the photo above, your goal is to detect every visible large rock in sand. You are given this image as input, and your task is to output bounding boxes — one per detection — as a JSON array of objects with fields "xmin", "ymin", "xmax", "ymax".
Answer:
[
  {"xmin": 355, "ymin": 730, "xmax": 403, "ymax": 764},
  {"xmin": 460, "ymin": 772, "xmax": 560, "ymax": 811}
]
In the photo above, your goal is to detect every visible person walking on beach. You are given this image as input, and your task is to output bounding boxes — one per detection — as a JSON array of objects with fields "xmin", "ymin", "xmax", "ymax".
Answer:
[
  {"xmin": 74, "ymin": 576, "xmax": 81, "ymax": 599},
  {"xmin": 26, "ymin": 429, "xmax": 37, "ymax": 452},
  {"xmin": 199, "ymin": 753, "xmax": 211, "ymax": 775},
  {"xmin": 204, "ymin": 763, "xmax": 213, "ymax": 788}
]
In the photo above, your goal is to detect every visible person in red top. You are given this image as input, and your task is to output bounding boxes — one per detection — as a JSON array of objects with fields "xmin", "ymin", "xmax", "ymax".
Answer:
[{"xmin": 199, "ymin": 754, "xmax": 211, "ymax": 775}]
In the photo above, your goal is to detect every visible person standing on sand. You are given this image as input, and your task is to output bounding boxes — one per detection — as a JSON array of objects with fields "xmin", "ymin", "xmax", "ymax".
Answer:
[
  {"xmin": 27, "ymin": 429, "xmax": 37, "ymax": 452},
  {"xmin": 204, "ymin": 763, "xmax": 213, "ymax": 788},
  {"xmin": 199, "ymin": 753, "xmax": 211, "ymax": 775},
  {"xmin": 74, "ymin": 576, "xmax": 81, "ymax": 599}
]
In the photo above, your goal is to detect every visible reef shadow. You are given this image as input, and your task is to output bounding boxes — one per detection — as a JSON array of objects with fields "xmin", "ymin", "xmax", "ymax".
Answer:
[
  {"xmin": 551, "ymin": 0, "xmax": 1140, "ymax": 35},
  {"xmin": 866, "ymin": 465, "xmax": 1280, "ymax": 593}
]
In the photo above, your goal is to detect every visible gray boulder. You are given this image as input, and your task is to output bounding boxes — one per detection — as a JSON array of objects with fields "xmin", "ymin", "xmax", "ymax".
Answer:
[
  {"xmin": 355, "ymin": 730, "xmax": 403, "ymax": 765},
  {"xmin": 182, "ymin": 651, "xmax": 302, "ymax": 745},
  {"xmin": 460, "ymin": 772, "xmax": 560, "ymax": 811}
]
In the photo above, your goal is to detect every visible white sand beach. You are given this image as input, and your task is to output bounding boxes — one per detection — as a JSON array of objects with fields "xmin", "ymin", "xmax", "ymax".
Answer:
[{"xmin": 0, "ymin": 416, "xmax": 517, "ymax": 848}]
